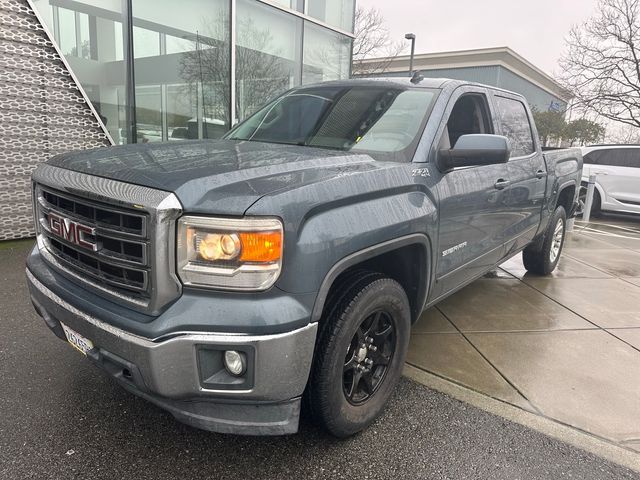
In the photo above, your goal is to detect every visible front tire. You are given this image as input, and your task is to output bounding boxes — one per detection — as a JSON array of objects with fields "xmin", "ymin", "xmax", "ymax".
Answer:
[
  {"xmin": 523, "ymin": 206, "xmax": 567, "ymax": 275},
  {"xmin": 307, "ymin": 273, "xmax": 411, "ymax": 438}
]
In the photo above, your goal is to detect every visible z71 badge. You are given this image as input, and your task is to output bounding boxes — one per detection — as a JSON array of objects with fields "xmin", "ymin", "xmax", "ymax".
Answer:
[{"xmin": 412, "ymin": 168, "xmax": 430, "ymax": 178}]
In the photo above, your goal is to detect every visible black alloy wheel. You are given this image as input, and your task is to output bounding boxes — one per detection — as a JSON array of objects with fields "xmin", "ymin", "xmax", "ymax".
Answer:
[
  {"xmin": 343, "ymin": 310, "xmax": 396, "ymax": 405},
  {"xmin": 306, "ymin": 271, "xmax": 411, "ymax": 438}
]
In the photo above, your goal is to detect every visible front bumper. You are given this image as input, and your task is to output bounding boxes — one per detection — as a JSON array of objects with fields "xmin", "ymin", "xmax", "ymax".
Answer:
[{"xmin": 26, "ymin": 267, "xmax": 318, "ymax": 435}]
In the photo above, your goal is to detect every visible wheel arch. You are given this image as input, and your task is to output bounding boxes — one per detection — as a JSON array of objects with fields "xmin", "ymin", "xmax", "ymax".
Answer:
[
  {"xmin": 580, "ymin": 179, "xmax": 605, "ymax": 204},
  {"xmin": 556, "ymin": 182, "xmax": 577, "ymax": 216},
  {"xmin": 311, "ymin": 234, "xmax": 432, "ymax": 324}
]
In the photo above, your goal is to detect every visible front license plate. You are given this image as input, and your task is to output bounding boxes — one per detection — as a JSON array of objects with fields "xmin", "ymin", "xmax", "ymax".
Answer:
[{"xmin": 61, "ymin": 322, "xmax": 94, "ymax": 355}]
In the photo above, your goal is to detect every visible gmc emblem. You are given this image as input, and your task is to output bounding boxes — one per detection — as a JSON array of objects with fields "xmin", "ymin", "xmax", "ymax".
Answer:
[{"xmin": 48, "ymin": 212, "xmax": 97, "ymax": 251}]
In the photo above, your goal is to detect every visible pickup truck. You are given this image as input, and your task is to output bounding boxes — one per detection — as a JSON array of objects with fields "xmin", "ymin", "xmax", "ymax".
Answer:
[{"xmin": 26, "ymin": 77, "xmax": 582, "ymax": 438}]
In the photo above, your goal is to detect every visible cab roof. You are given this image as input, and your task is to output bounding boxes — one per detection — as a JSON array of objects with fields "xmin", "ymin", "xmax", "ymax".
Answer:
[{"xmin": 295, "ymin": 77, "xmax": 525, "ymax": 100}]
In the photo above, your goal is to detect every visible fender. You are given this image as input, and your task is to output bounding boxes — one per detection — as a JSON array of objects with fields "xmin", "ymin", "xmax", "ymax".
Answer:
[
  {"xmin": 550, "ymin": 179, "xmax": 577, "ymax": 210},
  {"xmin": 310, "ymin": 233, "xmax": 432, "ymax": 323},
  {"xmin": 580, "ymin": 177, "xmax": 606, "ymax": 204}
]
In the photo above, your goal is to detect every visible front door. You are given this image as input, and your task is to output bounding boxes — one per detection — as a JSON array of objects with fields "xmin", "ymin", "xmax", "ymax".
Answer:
[{"xmin": 431, "ymin": 88, "xmax": 510, "ymax": 300}]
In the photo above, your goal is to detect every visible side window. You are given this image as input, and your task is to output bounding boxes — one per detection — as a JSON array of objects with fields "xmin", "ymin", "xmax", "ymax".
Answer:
[
  {"xmin": 495, "ymin": 96, "xmax": 535, "ymax": 158},
  {"xmin": 583, "ymin": 151, "xmax": 600, "ymax": 165},
  {"xmin": 587, "ymin": 148, "xmax": 640, "ymax": 167},
  {"xmin": 440, "ymin": 94, "xmax": 493, "ymax": 150},
  {"xmin": 625, "ymin": 149, "xmax": 640, "ymax": 168},
  {"xmin": 598, "ymin": 149, "xmax": 619, "ymax": 167},
  {"xmin": 612, "ymin": 149, "xmax": 640, "ymax": 168}
]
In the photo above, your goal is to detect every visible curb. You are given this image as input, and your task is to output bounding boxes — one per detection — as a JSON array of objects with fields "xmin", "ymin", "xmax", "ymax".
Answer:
[{"xmin": 403, "ymin": 364, "xmax": 640, "ymax": 473}]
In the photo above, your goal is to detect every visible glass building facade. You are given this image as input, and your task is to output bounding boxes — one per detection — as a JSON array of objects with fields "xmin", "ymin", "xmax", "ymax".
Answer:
[{"xmin": 30, "ymin": 0, "xmax": 354, "ymax": 144}]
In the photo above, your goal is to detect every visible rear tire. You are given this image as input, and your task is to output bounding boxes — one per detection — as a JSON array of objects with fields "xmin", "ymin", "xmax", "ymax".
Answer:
[
  {"xmin": 578, "ymin": 184, "xmax": 602, "ymax": 217},
  {"xmin": 523, "ymin": 206, "xmax": 567, "ymax": 275},
  {"xmin": 307, "ymin": 273, "xmax": 411, "ymax": 438},
  {"xmin": 591, "ymin": 189, "xmax": 602, "ymax": 217}
]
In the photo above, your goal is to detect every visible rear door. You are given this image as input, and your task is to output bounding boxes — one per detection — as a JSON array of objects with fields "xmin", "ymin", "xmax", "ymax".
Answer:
[
  {"xmin": 493, "ymin": 94, "xmax": 546, "ymax": 253},
  {"xmin": 431, "ymin": 87, "xmax": 510, "ymax": 300},
  {"xmin": 585, "ymin": 148, "xmax": 640, "ymax": 212}
]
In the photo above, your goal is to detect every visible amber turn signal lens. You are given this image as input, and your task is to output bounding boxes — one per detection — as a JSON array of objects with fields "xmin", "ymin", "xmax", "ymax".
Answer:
[{"xmin": 239, "ymin": 231, "xmax": 282, "ymax": 263}]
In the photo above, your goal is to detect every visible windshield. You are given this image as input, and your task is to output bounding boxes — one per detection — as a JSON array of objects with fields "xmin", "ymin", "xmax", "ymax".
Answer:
[{"xmin": 225, "ymin": 85, "xmax": 438, "ymax": 162}]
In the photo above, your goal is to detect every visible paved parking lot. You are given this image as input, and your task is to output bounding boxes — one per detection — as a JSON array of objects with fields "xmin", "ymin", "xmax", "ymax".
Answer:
[
  {"xmin": 1, "ymin": 218, "xmax": 639, "ymax": 478},
  {"xmin": 407, "ymin": 215, "xmax": 640, "ymax": 456}
]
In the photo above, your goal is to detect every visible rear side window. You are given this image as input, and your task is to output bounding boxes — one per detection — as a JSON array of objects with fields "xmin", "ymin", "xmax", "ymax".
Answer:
[
  {"xmin": 583, "ymin": 151, "xmax": 601, "ymax": 164},
  {"xmin": 495, "ymin": 96, "xmax": 535, "ymax": 158},
  {"xmin": 584, "ymin": 148, "xmax": 640, "ymax": 168}
]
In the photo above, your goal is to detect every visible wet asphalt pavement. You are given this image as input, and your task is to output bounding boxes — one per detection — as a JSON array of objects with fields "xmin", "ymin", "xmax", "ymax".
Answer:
[{"xmin": 1, "ymin": 240, "xmax": 638, "ymax": 479}]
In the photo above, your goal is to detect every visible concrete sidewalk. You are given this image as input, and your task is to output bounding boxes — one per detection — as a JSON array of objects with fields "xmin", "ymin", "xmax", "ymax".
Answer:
[{"xmin": 407, "ymin": 215, "xmax": 640, "ymax": 456}]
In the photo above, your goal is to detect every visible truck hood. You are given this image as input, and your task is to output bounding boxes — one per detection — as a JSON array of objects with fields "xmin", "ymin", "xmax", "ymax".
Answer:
[{"xmin": 47, "ymin": 140, "xmax": 379, "ymax": 214}]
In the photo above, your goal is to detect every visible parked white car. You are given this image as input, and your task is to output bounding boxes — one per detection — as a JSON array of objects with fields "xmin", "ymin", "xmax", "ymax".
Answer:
[{"xmin": 580, "ymin": 145, "xmax": 640, "ymax": 216}]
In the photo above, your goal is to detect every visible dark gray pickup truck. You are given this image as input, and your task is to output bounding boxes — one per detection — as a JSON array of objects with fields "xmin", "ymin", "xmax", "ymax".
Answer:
[{"xmin": 26, "ymin": 78, "xmax": 582, "ymax": 437}]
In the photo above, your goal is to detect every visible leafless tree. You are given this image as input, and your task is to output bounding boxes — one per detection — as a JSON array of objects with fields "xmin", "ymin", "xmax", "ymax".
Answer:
[
  {"xmin": 351, "ymin": 6, "xmax": 405, "ymax": 76},
  {"xmin": 560, "ymin": 0, "xmax": 640, "ymax": 128},
  {"xmin": 179, "ymin": 13, "xmax": 290, "ymax": 125},
  {"xmin": 606, "ymin": 123, "xmax": 640, "ymax": 142}
]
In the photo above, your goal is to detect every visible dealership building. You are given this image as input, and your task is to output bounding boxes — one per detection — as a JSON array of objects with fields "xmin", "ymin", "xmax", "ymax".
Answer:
[
  {"xmin": 355, "ymin": 47, "xmax": 571, "ymax": 113},
  {"xmin": 0, "ymin": 4, "xmax": 568, "ymax": 242},
  {"xmin": 0, "ymin": 0, "xmax": 355, "ymax": 240}
]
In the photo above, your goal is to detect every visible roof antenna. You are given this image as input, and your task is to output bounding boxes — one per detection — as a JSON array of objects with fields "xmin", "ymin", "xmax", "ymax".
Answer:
[{"xmin": 410, "ymin": 70, "xmax": 424, "ymax": 84}]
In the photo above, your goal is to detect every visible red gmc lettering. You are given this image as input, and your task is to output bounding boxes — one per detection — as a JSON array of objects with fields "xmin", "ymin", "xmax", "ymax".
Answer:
[{"xmin": 47, "ymin": 213, "xmax": 96, "ymax": 251}]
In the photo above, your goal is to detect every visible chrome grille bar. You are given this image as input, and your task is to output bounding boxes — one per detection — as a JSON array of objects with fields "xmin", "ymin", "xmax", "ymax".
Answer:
[
  {"xmin": 37, "ymin": 195, "xmax": 148, "ymax": 267},
  {"xmin": 32, "ymin": 164, "xmax": 183, "ymax": 315}
]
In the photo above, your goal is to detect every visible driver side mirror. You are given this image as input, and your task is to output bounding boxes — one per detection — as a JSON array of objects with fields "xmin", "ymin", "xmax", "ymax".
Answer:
[{"xmin": 437, "ymin": 134, "xmax": 510, "ymax": 172}]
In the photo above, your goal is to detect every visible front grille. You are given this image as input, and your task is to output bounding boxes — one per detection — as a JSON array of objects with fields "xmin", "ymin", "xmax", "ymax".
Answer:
[{"xmin": 36, "ymin": 186, "xmax": 150, "ymax": 297}]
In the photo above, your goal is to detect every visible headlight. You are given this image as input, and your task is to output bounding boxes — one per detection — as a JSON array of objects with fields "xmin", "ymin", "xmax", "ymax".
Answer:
[{"xmin": 177, "ymin": 216, "xmax": 283, "ymax": 290}]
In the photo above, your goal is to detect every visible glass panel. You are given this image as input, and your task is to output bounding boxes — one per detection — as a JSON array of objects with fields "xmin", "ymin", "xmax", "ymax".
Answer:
[
  {"xmin": 167, "ymin": 84, "xmax": 198, "ymax": 140},
  {"xmin": 302, "ymin": 22, "xmax": 351, "ymax": 83},
  {"xmin": 268, "ymin": 0, "xmax": 294, "ymax": 8},
  {"xmin": 166, "ymin": 35, "xmax": 193, "ymax": 55},
  {"xmin": 77, "ymin": 12, "xmax": 92, "ymax": 59},
  {"xmin": 227, "ymin": 85, "xmax": 437, "ymax": 162},
  {"xmin": 132, "ymin": 0, "xmax": 231, "ymax": 140},
  {"xmin": 623, "ymin": 149, "xmax": 640, "ymax": 168},
  {"xmin": 603, "ymin": 150, "xmax": 622, "ymax": 167},
  {"xmin": 133, "ymin": 27, "xmax": 160, "ymax": 58},
  {"xmin": 114, "ymin": 21, "xmax": 124, "ymax": 62},
  {"xmin": 236, "ymin": 0, "xmax": 302, "ymax": 121},
  {"xmin": 495, "ymin": 97, "xmax": 535, "ymax": 157},
  {"xmin": 599, "ymin": 149, "xmax": 640, "ymax": 167},
  {"xmin": 135, "ymin": 85, "xmax": 162, "ymax": 143},
  {"xmin": 32, "ymin": 0, "xmax": 128, "ymax": 144},
  {"xmin": 306, "ymin": 0, "xmax": 355, "ymax": 32},
  {"xmin": 56, "ymin": 7, "xmax": 77, "ymax": 56}
]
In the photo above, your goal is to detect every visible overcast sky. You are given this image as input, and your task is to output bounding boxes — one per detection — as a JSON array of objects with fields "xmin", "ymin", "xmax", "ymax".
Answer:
[{"xmin": 358, "ymin": 0, "xmax": 600, "ymax": 76}]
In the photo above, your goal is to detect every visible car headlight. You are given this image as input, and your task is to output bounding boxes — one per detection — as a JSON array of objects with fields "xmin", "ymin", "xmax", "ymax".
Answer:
[{"xmin": 177, "ymin": 216, "xmax": 283, "ymax": 290}]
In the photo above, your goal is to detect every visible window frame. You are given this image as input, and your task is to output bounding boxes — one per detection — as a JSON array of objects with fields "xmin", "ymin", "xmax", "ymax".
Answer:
[
  {"xmin": 428, "ymin": 86, "xmax": 500, "ymax": 168},
  {"xmin": 493, "ymin": 93, "xmax": 538, "ymax": 160},
  {"xmin": 225, "ymin": 83, "xmax": 441, "ymax": 163},
  {"xmin": 586, "ymin": 148, "xmax": 640, "ymax": 168},
  {"xmin": 441, "ymin": 92, "xmax": 495, "ymax": 149}
]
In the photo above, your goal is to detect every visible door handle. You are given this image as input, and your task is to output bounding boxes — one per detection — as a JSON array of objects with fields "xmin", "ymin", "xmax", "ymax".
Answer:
[
  {"xmin": 494, "ymin": 179, "xmax": 510, "ymax": 190},
  {"xmin": 536, "ymin": 169, "xmax": 547, "ymax": 179}
]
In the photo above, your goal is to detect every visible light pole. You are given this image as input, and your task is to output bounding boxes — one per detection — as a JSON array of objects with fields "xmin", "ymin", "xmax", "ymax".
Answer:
[{"xmin": 405, "ymin": 33, "xmax": 416, "ymax": 76}]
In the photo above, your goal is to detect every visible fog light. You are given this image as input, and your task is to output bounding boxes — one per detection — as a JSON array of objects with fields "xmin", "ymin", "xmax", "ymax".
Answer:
[{"xmin": 224, "ymin": 350, "xmax": 246, "ymax": 376}]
